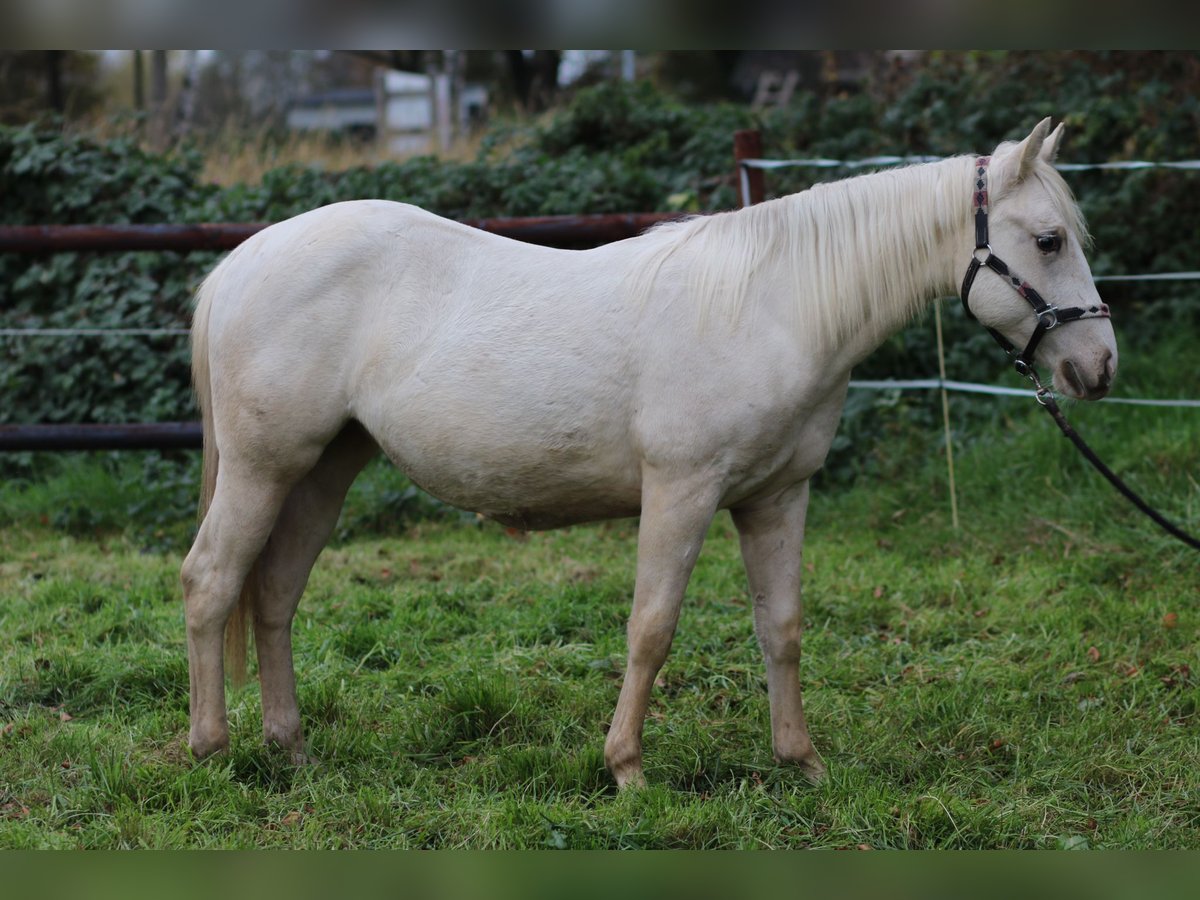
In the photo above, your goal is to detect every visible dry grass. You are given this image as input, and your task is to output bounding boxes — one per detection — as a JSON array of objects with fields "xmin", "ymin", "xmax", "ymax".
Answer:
[
  {"xmin": 195, "ymin": 127, "xmax": 490, "ymax": 186},
  {"xmin": 63, "ymin": 114, "xmax": 491, "ymax": 186}
]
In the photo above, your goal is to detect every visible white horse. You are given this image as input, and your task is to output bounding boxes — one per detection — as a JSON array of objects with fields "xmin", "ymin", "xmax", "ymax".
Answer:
[{"xmin": 182, "ymin": 119, "xmax": 1117, "ymax": 787}]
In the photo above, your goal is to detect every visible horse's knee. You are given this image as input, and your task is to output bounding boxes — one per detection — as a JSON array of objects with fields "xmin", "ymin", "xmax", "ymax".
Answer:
[
  {"xmin": 753, "ymin": 596, "xmax": 804, "ymax": 663},
  {"xmin": 253, "ymin": 565, "xmax": 303, "ymax": 633},
  {"xmin": 253, "ymin": 596, "xmax": 294, "ymax": 634},
  {"xmin": 626, "ymin": 613, "xmax": 676, "ymax": 668},
  {"xmin": 181, "ymin": 552, "xmax": 239, "ymax": 634}
]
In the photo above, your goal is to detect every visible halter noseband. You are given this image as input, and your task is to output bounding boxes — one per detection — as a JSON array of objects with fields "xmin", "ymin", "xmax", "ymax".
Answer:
[{"xmin": 959, "ymin": 156, "xmax": 1110, "ymax": 382}]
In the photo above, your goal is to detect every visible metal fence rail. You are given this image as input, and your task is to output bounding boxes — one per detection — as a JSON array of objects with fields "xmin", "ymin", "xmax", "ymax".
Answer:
[
  {"xmin": 6, "ymin": 130, "xmax": 1199, "ymax": 453},
  {"xmin": 0, "ymin": 212, "xmax": 683, "ymax": 255},
  {"xmin": 0, "ymin": 210, "xmax": 686, "ymax": 451},
  {"xmin": 0, "ymin": 422, "xmax": 202, "ymax": 451}
]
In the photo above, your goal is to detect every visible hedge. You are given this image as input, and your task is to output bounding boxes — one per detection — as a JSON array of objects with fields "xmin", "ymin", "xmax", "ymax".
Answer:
[{"xmin": 2, "ymin": 52, "xmax": 1197, "ymax": 485}]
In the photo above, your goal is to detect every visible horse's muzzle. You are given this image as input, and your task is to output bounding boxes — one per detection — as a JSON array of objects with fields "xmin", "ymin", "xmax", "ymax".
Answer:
[{"xmin": 1057, "ymin": 350, "xmax": 1114, "ymax": 401}]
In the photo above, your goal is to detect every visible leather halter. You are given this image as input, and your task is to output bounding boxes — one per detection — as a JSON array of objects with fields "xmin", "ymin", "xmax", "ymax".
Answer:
[
  {"xmin": 958, "ymin": 159, "xmax": 1200, "ymax": 553},
  {"xmin": 959, "ymin": 156, "xmax": 1110, "ymax": 380}
]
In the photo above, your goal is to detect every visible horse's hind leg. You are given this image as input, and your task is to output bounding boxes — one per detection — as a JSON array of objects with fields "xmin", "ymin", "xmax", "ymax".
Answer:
[
  {"xmin": 182, "ymin": 459, "xmax": 302, "ymax": 759},
  {"xmin": 252, "ymin": 423, "xmax": 379, "ymax": 760},
  {"xmin": 731, "ymin": 480, "xmax": 826, "ymax": 782}
]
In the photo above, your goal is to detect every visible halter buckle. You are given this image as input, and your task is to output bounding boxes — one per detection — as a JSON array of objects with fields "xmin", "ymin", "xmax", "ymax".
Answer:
[{"xmin": 1037, "ymin": 306, "xmax": 1060, "ymax": 330}]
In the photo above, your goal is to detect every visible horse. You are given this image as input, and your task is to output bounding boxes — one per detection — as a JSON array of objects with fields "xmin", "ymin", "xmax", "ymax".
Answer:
[{"xmin": 181, "ymin": 119, "xmax": 1117, "ymax": 788}]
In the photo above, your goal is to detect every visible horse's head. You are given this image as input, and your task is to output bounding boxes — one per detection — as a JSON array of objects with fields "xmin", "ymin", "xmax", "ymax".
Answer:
[{"xmin": 965, "ymin": 119, "xmax": 1118, "ymax": 400}]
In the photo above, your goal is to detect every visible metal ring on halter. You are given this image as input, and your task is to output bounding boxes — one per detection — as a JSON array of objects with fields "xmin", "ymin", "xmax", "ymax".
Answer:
[
  {"xmin": 972, "ymin": 245, "xmax": 991, "ymax": 262},
  {"xmin": 1037, "ymin": 307, "xmax": 1060, "ymax": 330}
]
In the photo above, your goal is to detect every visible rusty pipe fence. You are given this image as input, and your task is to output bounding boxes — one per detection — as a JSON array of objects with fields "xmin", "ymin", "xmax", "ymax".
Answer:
[
  {"xmin": 0, "ymin": 214, "xmax": 677, "ymax": 451},
  {"xmin": 0, "ymin": 214, "xmax": 683, "ymax": 451},
  {"xmin": 0, "ymin": 132, "xmax": 762, "ymax": 452}
]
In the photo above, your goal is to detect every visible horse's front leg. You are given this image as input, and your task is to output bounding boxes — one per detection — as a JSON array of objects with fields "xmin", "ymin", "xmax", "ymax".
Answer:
[
  {"xmin": 731, "ymin": 480, "xmax": 826, "ymax": 782},
  {"xmin": 604, "ymin": 474, "xmax": 719, "ymax": 789}
]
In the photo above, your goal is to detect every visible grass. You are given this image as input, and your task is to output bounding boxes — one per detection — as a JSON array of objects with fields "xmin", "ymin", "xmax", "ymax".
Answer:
[{"xmin": 1, "ymin": 340, "xmax": 1199, "ymax": 848}]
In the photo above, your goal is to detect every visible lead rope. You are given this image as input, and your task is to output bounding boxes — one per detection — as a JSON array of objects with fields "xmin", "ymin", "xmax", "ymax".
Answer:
[
  {"xmin": 961, "ymin": 154, "xmax": 1199, "ymax": 552},
  {"xmin": 1033, "ymin": 383, "xmax": 1200, "ymax": 552}
]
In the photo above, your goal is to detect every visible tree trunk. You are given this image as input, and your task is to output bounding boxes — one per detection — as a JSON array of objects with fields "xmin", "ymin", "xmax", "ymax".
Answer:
[
  {"xmin": 133, "ymin": 50, "xmax": 144, "ymax": 110},
  {"xmin": 150, "ymin": 50, "xmax": 168, "ymax": 146},
  {"xmin": 173, "ymin": 50, "xmax": 200, "ymax": 138},
  {"xmin": 506, "ymin": 50, "xmax": 559, "ymax": 113},
  {"xmin": 150, "ymin": 51, "xmax": 168, "ymax": 109},
  {"xmin": 45, "ymin": 51, "xmax": 64, "ymax": 113}
]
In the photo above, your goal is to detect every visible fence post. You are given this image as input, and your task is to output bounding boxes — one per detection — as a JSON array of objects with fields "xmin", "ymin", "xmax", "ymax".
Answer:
[{"xmin": 734, "ymin": 129, "xmax": 765, "ymax": 207}]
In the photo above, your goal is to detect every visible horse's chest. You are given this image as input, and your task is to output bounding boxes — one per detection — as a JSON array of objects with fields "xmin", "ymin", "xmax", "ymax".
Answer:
[{"xmin": 720, "ymin": 388, "xmax": 848, "ymax": 504}]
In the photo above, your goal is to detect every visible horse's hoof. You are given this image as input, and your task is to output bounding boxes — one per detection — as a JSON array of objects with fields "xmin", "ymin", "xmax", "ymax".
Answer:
[
  {"xmin": 188, "ymin": 735, "xmax": 229, "ymax": 761},
  {"xmin": 777, "ymin": 748, "xmax": 827, "ymax": 784},
  {"xmin": 615, "ymin": 770, "xmax": 648, "ymax": 791},
  {"xmin": 798, "ymin": 757, "xmax": 827, "ymax": 784}
]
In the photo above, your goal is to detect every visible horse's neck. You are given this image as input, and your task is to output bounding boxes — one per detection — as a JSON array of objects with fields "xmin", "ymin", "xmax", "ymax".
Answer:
[{"xmin": 752, "ymin": 156, "xmax": 973, "ymax": 369}]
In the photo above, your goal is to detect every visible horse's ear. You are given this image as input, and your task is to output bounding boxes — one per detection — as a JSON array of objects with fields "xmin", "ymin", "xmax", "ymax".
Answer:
[
  {"xmin": 1039, "ymin": 121, "xmax": 1066, "ymax": 164},
  {"xmin": 1006, "ymin": 117, "xmax": 1053, "ymax": 181}
]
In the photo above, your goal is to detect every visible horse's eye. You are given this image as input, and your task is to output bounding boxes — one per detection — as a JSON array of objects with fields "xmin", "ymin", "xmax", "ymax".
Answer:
[{"xmin": 1036, "ymin": 234, "xmax": 1062, "ymax": 253}]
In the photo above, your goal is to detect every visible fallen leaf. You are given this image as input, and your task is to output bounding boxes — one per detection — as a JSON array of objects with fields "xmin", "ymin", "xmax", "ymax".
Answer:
[
  {"xmin": 873, "ymin": 586, "xmax": 884, "ymax": 599},
  {"xmin": 281, "ymin": 811, "xmax": 303, "ymax": 827},
  {"xmin": 58, "ymin": 710, "xmax": 73, "ymax": 722},
  {"xmin": 1087, "ymin": 646, "xmax": 1101, "ymax": 663},
  {"xmin": 1163, "ymin": 612, "xmax": 1178, "ymax": 629},
  {"xmin": 973, "ymin": 608, "xmax": 990, "ymax": 618},
  {"xmin": 1, "ymin": 723, "xmax": 13, "ymax": 736}
]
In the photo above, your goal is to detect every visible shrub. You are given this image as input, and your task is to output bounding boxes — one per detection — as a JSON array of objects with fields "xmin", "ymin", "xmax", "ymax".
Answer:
[{"xmin": 2, "ymin": 53, "xmax": 1197, "ymax": 491}]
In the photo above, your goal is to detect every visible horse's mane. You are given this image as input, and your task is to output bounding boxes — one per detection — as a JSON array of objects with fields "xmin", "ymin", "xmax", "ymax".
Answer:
[{"xmin": 626, "ymin": 152, "xmax": 1088, "ymax": 348}]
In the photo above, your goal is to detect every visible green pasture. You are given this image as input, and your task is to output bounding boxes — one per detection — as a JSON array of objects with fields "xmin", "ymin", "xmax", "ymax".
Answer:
[{"xmin": 1, "ymin": 338, "xmax": 1198, "ymax": 849}]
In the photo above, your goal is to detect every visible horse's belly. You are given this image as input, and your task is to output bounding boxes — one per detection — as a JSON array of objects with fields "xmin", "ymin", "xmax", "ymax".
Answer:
[
  {"xmin": 369, "ymin": 411, "xmax": 643, "ymax": 530},
  {"xmin": 398, "ymin": 456, "xmax": 643, "ymax": 530}
]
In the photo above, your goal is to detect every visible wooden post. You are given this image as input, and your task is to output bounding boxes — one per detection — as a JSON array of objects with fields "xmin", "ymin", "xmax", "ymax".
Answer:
[
  {"xmin": 734, "ymin": 129, "xmax": 765, "ymax": 207},
  {"xmin": 934, "ymin": 301, "xmax": 960, "ymax": 532},
  {"xmin": 45, "ymin": 51, "xmax": 64, "ymax": 113},
  {"xmin": 133, "ymin": 50, "xmax": 144, "ymax": 110}
]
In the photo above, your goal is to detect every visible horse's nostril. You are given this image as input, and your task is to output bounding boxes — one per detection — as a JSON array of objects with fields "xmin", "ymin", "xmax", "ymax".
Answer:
[
  {"xmin": 1062, "ymin": 360, "xmax": 1086, "ymax": 398},
  {"xmin": 1097, "ymin": 349, "xmax": 1115, "ymax": 390}
]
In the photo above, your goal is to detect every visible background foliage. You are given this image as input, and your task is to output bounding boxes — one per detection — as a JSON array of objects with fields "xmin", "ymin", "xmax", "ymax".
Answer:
[{"xmin": 2, "ymin": 51, "xmax": 1198, "ymax": 493}]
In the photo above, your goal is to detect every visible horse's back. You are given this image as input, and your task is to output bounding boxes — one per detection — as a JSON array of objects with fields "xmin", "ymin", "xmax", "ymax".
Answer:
[{"xmin": 198, "ymin": 200, "xmax": 647, "ymax": 522}]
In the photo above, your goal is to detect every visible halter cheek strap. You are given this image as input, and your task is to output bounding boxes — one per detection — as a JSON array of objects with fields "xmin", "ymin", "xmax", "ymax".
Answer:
[{"xmin": 959, "ymin": 156, "xmax": 1110, "ymax": 378}]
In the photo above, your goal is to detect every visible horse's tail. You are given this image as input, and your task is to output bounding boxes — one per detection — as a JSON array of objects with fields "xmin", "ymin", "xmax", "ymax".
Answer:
[{"xmin": 191, "ymin": 266, "xmax": 254, "ymax": 688}]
